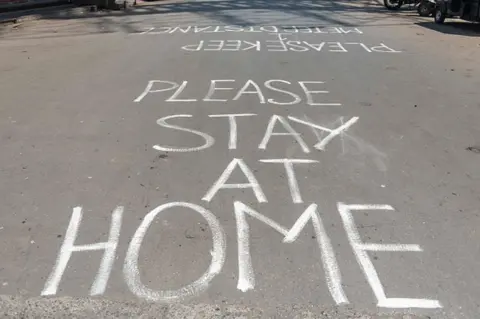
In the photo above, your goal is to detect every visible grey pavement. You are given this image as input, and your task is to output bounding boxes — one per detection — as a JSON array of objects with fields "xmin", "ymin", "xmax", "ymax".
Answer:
[{"xmin": 0, "ymin": 0, "xmax": 480, "ymax": 318}]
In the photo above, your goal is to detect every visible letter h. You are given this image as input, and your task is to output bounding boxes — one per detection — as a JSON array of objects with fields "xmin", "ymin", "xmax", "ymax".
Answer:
[{"xmin": 41, "ymin": 206, "xmax": 123, "ymax": 296}]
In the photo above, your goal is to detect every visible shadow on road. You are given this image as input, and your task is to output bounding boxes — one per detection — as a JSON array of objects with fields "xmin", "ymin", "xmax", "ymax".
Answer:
[
  {"xmin": 0, "ymin": 0, "xmax": 455, "ymax": 37},
  {"xmin": 416, "ymin": 21, "xmax": 480, "ymax": 36}
]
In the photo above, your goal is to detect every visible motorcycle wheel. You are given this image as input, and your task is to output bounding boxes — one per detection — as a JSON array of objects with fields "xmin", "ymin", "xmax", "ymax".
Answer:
[
  {"xmin": 384, "ymin": 0, "xmax": 403, "ymax": 10},
  {"xmin": 417, "ymin": 2, "xmax": 433, "ymax": 16},
  {"xmin": 434, "ymin": 5, "xmax": 446, "ymax": 23}
]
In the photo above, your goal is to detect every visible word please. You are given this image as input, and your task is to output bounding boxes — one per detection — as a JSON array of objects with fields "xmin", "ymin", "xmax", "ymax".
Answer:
[
  {"xmin": 42, "ymin": 201, "xmax": 442, "ymax": 309},
  {"xmin": 134, "ymin": 79, "xmax": 340, "ymax": 105},
  {"xmin": 182, "ymin": 40, "xmax": 400, "ymax": 53},
  {"xmin": 140, "ymin": 26, "xmax": 363, "ymax": 35}
]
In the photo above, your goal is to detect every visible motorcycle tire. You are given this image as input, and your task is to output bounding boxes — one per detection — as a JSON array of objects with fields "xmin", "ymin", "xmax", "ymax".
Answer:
[
  {"xmin": 434, "ymin": 5, "xmax": 446, "ymax": 23},
  {"xmin": 384, "ymin": 0, "xmax": 403, "ymax": 10},
  {"xmin": 417, "ymin": 2, "xmax": 433, "ymax": 16}
]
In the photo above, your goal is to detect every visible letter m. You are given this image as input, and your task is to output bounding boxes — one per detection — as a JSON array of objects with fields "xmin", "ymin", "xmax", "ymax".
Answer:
[{"xmin": 233, "ymin": 201, "xmax": 348, "ymax": 305}]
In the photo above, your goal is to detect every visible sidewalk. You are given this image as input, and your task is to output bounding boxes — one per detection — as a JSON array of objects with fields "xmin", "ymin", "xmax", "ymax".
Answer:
[
  {"xmin": 0, "ymin": 0, "xmax": 135, "ymax": 25},
  {"xmin": 0, "ymin": 0, "xmax": 140, "ymax": 39},
  {"xmin": 0, "ymin": 0, "xmax": 71, "ymax": 14},
  {"xmin": 0, "ymin": 3, "xmax": 76, "ymax": 24}
]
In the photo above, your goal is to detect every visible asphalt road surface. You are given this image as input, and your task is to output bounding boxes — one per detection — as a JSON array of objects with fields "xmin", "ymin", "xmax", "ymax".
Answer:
[{"xmin": 1, "ymin": 0, "xmax": 480, "ymax": 318}]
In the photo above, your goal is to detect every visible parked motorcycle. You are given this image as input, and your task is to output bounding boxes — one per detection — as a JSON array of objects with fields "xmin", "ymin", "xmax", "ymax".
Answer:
[
  {"xmin": 384, "ymin": 0, "xmax": 407, "ymax": 10},
  {"xmin": 384, "ymin": 0, "xmax": 436, "ymax": 16},
  {"xmin": 417, "ymin": 0, "xmax": 436, "ymax": 16}
]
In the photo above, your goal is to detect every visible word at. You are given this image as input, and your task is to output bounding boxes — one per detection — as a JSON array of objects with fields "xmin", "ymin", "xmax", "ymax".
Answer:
[
  {"xmin": 42, "ymin": 201, "xmax": 442, "ymax": 309},
  {"xmin": 140, "ymin": 26, "xmax": 363, "ymax": 35},
  {"xmin": 203, "ymin": 158, "xmax": 319, "ymax": 204},
  {"xmin": 134, "ymin": 79, "xmax": 340, "ymax": 105},
  {"xmin": 181, "ymin": 40, "xmax": 400, "ymax": 53},
  {"xmin": 151, "ymin": 113, "xmax": 358, "ymax": 153}
]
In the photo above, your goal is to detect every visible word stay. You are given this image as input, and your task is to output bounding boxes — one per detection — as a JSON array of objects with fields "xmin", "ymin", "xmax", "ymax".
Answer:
[{"xmin": 150, "ymin": 113, "xmax": 359, "ymax": 153}]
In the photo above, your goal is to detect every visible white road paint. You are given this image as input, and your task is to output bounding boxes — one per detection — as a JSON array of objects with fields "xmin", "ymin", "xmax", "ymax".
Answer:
[
  {"xmin": 204, "ymin": 40, "xmax": 227, "ymax": 51},
  {"xmin": 139, "ymin": 26, "xmax": 363, "ymax": 35},
  {"xmin": 265, "ymin": 33, "xmax": 288, "ymax": 52},
  {"xmin": 345, "ymin": 42, "xmax": 372, "ymax": 52},
  {"xmin": 234, "ymin": 201, "xmax": 348, "ymax": 305},
  {"xmin": 209, "ymin": 113, "xmax": 256, "ymax": 149},
  {"xmin": 154, "ymin": 114, "xmax": 215, "ymax": 152},
  {"xmin": 259, "ymin": 115, "xmax": 310, "ymax": 153},
  {"xmin": 326, "ymin": 42, "xmax": 348, "ymax": 52},
  {"xmin": 139, "ymin": 27, "xmax": 155, "ymax": 35},
  {"xmin": 264, "ymin": 80, "xmax": 302, "ymax": 105},
  {"xmin": 233, "ymin": 80, "xmax": 266, "ymax": 104},
  {"xmin": 358, "ymin": 243, "xmax": 422, "ymax": 252},
  {"xmin": 304, "ymin": 115, "xmax": 387, "ymax": 171},
  {"xmin": 182, "ymin": 41, "xmax": 207, "ymax": 51},
  {"xmin": 123, "ymin": 202, "xmax": 226, "ymax": 302},
  {"xmin": 370, "ymin": 43, "xmax": 402, "ymax": 53},
  {"xmin": 134, "ymin": 80, "xmax": 180, "ymax": 103},
  {"xmin": 180, "ymin": 41, "xmax": 401, "ymax": 53},
  {"xmin": 288, "ymin": 116, "xmax": 359, "ymax": 151},
  {"xmin": 41, "ymin": 201, "xmax": 441, "ymax": 307},
  {"xmin": 203, "ymin": 158, "xmax": 267, "ymax": 203},
  {"xmin": 42, "ymin": 206, "xmax": 123, "ymax": 296},
  {"xmin": 337, "ymin": 203, "xmax": 442, "ymax": 309},
  {"xmin": 298, "ymin": 81, "xmax": 341, "ymax": 106},
  {"xmin": 259, "ymin": 159, "xmax": 318, "ymax": 203},
  {"xmin": 203, "ymin": 80, "xmax": 236, "ymax": 102},
  {"xmin": 150, "ymin": 113, "xmax": 360, "ymax": 153},
  {"xmin": 133, "ymin": 80, "xmax": 339, "ymax": 106},
  {"xmin": 166, "ymin": 81, "xmax": 198, "ymax": 102}
]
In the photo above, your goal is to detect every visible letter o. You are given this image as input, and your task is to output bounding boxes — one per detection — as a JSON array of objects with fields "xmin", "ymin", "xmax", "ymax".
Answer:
[{"xmin": 123, "ymin": 202, "xmax": 226, "ymax": 302}]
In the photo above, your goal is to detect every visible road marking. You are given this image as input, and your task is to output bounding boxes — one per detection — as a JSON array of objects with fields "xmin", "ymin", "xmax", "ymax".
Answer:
[
  {"xmin": 337, "ymin": 203, "xmax": 442, "ymax": 309},
  {"xmin": 124, "ymin": 202, "xmax": 226, "ymax": 302},
  {"xmin": 42, "ymin": 206, "xmax": 123, "ymax": 296}
]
